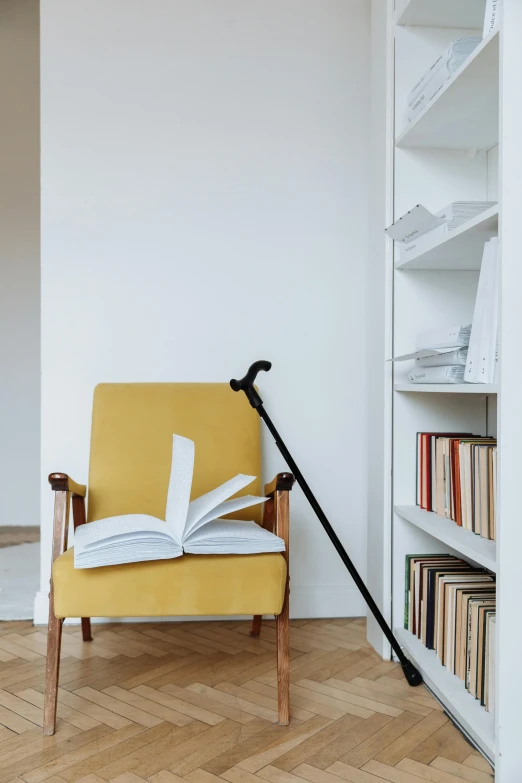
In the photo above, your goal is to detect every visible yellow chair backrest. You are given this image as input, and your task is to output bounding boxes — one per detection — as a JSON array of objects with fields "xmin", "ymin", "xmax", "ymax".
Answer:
[{"xmin": 87, "ymin": 383, "xmax": 262, "ymax": 524}]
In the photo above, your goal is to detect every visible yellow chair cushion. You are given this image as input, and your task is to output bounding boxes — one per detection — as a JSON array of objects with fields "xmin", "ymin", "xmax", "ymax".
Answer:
[{"xmin": 52, "ymin": 548, "xmax": 287, "ymax": 618}]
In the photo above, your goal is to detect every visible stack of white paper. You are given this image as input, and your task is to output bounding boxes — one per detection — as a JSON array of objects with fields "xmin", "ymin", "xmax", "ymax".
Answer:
[
  {"xmin": 392, "ymin": 346, "xmax": 467, "ymax": 367},
  {"xmin": 465, "ymin": 238, "xmax": 499, "ymax": 384},
  {"xmin": 439, "ymin": 202, "xmax": 497, "ymax": 231},
  {"xmin": 392, "ymin": 326, "xmax": 471, "ymax": 385},
  {"xmin": 407, "ymin": 37, "xmax": 482, "ymax": 122},
  {"xmin": 415, "ymin": 347, "xmax": 467, "ymax": 368},
  {"xmin": 386, "ymin": 201, "xmax": 497, "ymax": 264},
  {"xmin": 408, "ymin": 366, "xmax": 465, "ymax": 385}
]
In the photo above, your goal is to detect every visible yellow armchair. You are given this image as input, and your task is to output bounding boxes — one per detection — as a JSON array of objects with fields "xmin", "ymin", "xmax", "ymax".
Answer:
[{"xmin": 44, "ymin": 383, "xmax": 294, "ymax": 735}]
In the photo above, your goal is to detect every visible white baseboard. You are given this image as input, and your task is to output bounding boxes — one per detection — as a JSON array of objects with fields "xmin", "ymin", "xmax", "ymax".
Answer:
[
  {"xmin": 290, "ymin": 585, "xmax": 366, "ymax": 618},
  {"xmin": 366, "ymin": 613, "xmax": 392, "ymax": 660},
  {"xmin": 33, "ymin": 590, "xmax": 50, "ymax": 625},
  {"xmin": 33, "ymin": 586, "xmax": 366, "ymax": 626}
]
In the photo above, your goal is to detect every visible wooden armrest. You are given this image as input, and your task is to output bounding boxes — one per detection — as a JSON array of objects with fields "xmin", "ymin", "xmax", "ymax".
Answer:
[
  {"xmin": 49, "ymin": 473, "xmax": 86, "ymax": 497},
  {"xmin": 265, "ymin": 472, "xmax": 295, "ymax": 496}
]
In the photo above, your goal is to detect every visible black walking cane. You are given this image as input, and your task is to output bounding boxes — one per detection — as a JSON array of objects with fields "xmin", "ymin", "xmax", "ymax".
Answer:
[{"xmin": 230, "ymin": 360, "xmax": 423, "ymax": 687}]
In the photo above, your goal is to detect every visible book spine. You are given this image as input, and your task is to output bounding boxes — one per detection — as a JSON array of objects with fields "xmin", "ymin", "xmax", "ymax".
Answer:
[
  {"xmin": 483, "ymin": 0, "xmax": 500, "ymax": 38},
  {"xmin": 454, "ymin": 441, "xmax": 462, "ymax": 526},
  {"xmin": 415, "ymin": 348, "xmax": 467, "ymax": 368},
  {"xmin": 408, "ymin": 366, "xmax": 463, "ymax": 384}
]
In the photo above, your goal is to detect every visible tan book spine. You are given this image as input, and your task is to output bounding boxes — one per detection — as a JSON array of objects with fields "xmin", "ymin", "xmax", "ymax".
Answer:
[
  {"xmin": 435, "ymin": 438, "xmax": 445, "ymax": 516},
  {"xmin": 455, "ymin": 591, "xmax": 464, "ymax": 679},
  {"xmin": 479, "ymin": 447, "xmax": 489, "ymax": 539}
]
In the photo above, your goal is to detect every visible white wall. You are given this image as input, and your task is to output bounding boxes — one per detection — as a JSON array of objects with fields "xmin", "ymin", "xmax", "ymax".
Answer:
[
  {"xmin": 37, "ymin": 0, "xmax": 371, "ymax": 622},
  {"xmin": 0, "ymin": 0, "xmax": 40, "ymax": 527}
]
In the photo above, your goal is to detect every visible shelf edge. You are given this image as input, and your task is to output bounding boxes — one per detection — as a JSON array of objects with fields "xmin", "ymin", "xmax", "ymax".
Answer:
[{"xmin": 395, "ymin": 505, "xmax": 496, "ymax": 572}]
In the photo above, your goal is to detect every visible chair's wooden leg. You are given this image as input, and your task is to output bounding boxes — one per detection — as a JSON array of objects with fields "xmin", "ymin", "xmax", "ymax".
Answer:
[
  {"xmin": 43, "ymin": 611, "xmax": 62, "ymax": 735},
  {"xmin": 43, "ymin": 488, "xmax": 69, "ymax": 736},
  {"xmin": 251, "ymin": 615, "xmax": 262, "ymax": 637},
  {"xmin": 81, "ymin": 618, "xmax": 92, "ymax": 642},
  {"xmin": 276, "ymin": 597, "xmax": 290, "ymax": 725}
]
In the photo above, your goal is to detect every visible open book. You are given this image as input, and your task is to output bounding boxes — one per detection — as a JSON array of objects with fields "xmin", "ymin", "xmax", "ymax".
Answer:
[{"xmin": 74, "ymin": 435, "xmax": 284, "ymax": 568}]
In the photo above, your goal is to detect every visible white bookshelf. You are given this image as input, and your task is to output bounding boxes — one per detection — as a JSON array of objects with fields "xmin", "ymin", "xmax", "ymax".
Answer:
[{"xmin": 367, "ymin": 2, "xmax": 522, "ymax": 776}]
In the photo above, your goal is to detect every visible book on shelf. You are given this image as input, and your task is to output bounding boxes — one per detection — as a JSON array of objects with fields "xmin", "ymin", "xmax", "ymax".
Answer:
[
  {"xmin": 392, "ymin": 346, "xmax": 467, "ymax": 366},
  {"xmin": 408, "ymin": 365, "xmax": 465, "ymax": 384},
  {"xmin": 483, "ymin": 0, "xmax": 500, "ymax": 39},
  {"xmin": 416, "ymin": 432, "xmax": 472, "ymax": 511},
  {"xmin": 485, "ymin": 614, "xmax": 496, "ymax": 714},
  {"xmin": 386, "ymin": 202, "xmax": 496, "ymax": 263},
  {"xmin": 407, "ymin": 37, "xmax": 482, "ymax": 120},
  {"xmin": 465, "ymin": 238, "xmax": 499, "ymax": 385},
  {"xmin": 73, "ymin": 434, "xmax": 284, "ymax": 569},
  {"xmin": 415, "ymin": 433, "xmax": 497, "ymax": 540},
  {"xmin": 385, "ymin": 204, "xmax": 445, "ymax": 244},
  {"xmin": 405, "ymin": 554, "xmax": 495, "ymax": 707},
  {"xmin": 415, "ymin": 348, "xmax": 467, "ymax": 368}
]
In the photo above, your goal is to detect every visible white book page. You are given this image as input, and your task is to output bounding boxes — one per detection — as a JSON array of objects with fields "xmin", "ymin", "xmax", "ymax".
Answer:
[
  {"xmin": 74, "ymin": 537, "xmax": 182, "ymax": 568},
  {"xmin": 183, "ymin": 494, "xmax": 267, "ymax": 537},
  {"xmin": 183, "ymin": 474, "xmax": 256, "ymax": 537},
  {"xmin": 74, "ymin": 514, "xmax": 169, "ymax": 553},
  {"xmin": 165, "ymin": 434, "xmax": 195, "ymax": 543},
  {"xmin": 183, "ymin": 519, "xmax": 285, "ymax": 552}
]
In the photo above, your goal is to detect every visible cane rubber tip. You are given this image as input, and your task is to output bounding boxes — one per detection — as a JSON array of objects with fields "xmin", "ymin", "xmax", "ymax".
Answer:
[{"xmin": 401, "ymin": 660, "xmax": 423, "ymax": 687}]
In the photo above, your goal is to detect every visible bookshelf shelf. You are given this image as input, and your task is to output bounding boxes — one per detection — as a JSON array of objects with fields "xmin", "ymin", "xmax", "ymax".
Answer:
[
  {"xmin": 395, "ymin": 505, "xmax": 496, "ymax": 571},
  {"xmin": 394, "ymin": 0, "xmax": 487, "ymax": 29},
  {"xmin": 395, "ymin": 205, "xmax": 498, "ymax": 271},
  {"xmin": 394, "ymin": 384, "xmax": 497, "ymax": 395},
  {"xmin": 395, "ymin": 628, "xmax": 495, "ymax": 763},
  {"xmin": 396, "ymin": 31, "xmax": 499, "ymax": 150}
]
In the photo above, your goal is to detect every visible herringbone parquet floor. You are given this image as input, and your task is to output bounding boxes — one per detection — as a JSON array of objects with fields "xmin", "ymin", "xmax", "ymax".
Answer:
[{"xmin": 0, "ymin": 619, "xmax": 494, "ymax": 783}]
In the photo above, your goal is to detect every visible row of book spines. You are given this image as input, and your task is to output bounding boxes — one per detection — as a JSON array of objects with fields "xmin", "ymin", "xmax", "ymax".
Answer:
[
  {"xmin": 416, "ymin": 432, "xmax": 497, "ymax": 540},
  {"xmin": 404, "ymin": 554, "xmax": 495, "ymax": 707}
]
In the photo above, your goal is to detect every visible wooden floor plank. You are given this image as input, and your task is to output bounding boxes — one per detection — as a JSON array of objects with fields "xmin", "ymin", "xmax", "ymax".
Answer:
[
  {"xmin": 159, "ymin": 683, "xmax": 255, "ymax": 725},
  {"xmin": 201, "ymin": 722, "xmax": 296, "ymax": 776},
  {"xmin": 397, "ymin": 757, "xmax": 475, "ymax": 782},
  {"xmin": 0, "ymin": 620, "xmax": 488, "ymax": 783},
  {"xmin": 430, "ymin": 756, "xmax": 493, "ymax": 783}
]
